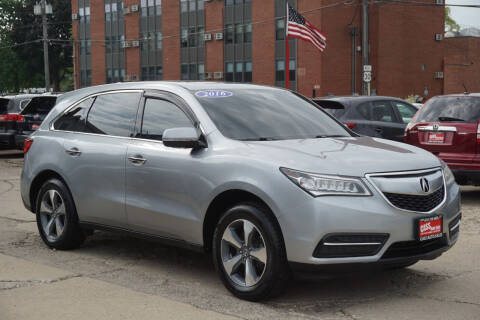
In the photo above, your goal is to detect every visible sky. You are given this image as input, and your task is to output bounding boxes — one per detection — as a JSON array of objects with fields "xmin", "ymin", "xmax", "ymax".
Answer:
[{"xmin": 446, "ymin": 0, "xmax": 480, "ymax": 29}]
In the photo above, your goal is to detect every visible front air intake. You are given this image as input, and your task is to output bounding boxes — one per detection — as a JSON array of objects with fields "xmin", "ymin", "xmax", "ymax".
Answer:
[{"xmin": 313, "ymin": 233, "xmax": 389, "ymax": 258}]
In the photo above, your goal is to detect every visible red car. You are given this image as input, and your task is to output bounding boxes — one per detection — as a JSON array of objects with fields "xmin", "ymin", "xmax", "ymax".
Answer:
[{"xmin": 404, "ymin": 93, "xmax": 480, "ymax": 185}]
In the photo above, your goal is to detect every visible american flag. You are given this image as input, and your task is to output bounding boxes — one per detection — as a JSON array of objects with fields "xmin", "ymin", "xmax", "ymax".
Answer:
[{"xmin": 286, "ymin": 4, "xmax": 327, "ymax": 52}]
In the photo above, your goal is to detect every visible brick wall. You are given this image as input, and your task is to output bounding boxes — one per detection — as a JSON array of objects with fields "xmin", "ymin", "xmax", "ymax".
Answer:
[
  {"xmin": 90, "ymin": 0, "xmax": 106, "ymax": 85},
  {"xmin": 252, "ymin": 0, "xmax": 275, "ymax": 85},
  {"xmin": 444, "ymin": 37, "xmax": 480, "ymax": 94},
  {"xmin": 124, "ymin": 0, "xmax": 141, "ymax": 79},
  {"xmin": 204, "ymin": 0, "xmax": 224, "ymax": 76},
  {"xmin": 162, "ymin": 0, "xmax": 180, "ymax": 80}
]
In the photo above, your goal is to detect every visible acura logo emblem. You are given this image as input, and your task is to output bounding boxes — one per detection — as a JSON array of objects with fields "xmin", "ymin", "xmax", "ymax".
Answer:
[
  {"xmin": 420, "ymin": 177, "xmax": 430, "ymax": 193},
  {"xmin": 432, "ymin": 124, "xmax": 439, "ymax": 131}
]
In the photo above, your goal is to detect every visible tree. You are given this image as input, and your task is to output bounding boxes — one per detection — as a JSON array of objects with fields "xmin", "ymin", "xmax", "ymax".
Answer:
[
  {"xmin": 0, "ymin": 0, "xmax": 73, "ymax": 92},
  {"xmin": 445, "ymin": 7, "xmax": 460, "ymax": 33}
]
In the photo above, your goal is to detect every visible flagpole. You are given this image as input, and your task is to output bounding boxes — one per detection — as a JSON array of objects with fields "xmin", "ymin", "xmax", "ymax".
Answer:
[{"xmin": 285, "ymin": 2, "xmax": 290, "ymax": 89}]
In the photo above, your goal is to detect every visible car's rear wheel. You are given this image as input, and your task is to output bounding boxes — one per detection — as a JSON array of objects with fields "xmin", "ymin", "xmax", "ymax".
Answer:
[
  {"xmin": 213, "ymin": 203, "xmax": 289, "ymax": 301},
  {"xmin": 35, "ymin": 179, "xmax": 85, "ymax": 250}
]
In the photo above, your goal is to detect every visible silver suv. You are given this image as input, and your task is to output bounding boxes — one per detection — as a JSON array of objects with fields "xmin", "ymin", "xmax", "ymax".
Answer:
[{"xmin": 21, "ymin": 82, "xmax": 461, "ymax": 301}]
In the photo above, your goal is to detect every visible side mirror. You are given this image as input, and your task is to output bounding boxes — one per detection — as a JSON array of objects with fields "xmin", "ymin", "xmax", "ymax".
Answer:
[{"xmin": 162, "ymin": 127, "xmax": 205, "ymax": 149}]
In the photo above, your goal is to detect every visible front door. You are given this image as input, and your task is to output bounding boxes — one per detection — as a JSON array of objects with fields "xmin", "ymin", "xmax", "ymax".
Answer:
[{"xmin": 125, "ymin": 93, "xmax": 204, "ymax": 242}]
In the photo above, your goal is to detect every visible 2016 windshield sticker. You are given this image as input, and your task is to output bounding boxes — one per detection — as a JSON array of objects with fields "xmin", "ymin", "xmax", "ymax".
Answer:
[{"xmin": 195, "ymin": 90, "xmax": 233, "ymax": 98}]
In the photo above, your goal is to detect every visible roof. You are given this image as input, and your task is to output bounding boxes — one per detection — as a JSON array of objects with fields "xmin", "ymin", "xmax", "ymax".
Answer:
[{"xmin": 313, "ymin": 95, "xmax": 407, "ymax": 102}]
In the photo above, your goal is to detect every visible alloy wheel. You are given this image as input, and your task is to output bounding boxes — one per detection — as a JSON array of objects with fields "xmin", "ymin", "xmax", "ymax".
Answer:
[
  {"xmin": 221, "ymin": 219, "xmax": 268, "ymax": 287},
  {"xmin": 39, "ymin": 190, "xmax": 66, "ymax": 242}
]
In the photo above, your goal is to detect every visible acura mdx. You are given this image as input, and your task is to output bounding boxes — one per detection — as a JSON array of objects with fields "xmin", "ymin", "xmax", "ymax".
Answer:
[{"xmin": 21, "ymin": 82, "xmax": 461, "ymax": 301}]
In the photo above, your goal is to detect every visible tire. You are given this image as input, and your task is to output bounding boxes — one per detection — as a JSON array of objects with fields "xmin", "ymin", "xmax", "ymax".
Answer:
[
  {"xmin": 383, "ymin": 260, "xmax": 418, "ymax": 270},
  {"xmin": 35, "ymin": 178, "xmax": 85, "ymax": 250},
  {"xmin": 212, "ymin": 202, "xmax": 290, "ymax": 301}
]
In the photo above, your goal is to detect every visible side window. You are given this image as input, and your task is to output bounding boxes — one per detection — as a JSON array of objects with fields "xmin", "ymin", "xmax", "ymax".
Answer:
[
  {"xmin": 370, "ymin": 101, "xmax": 395, "ymax": 122},
  {"xmin": 54, "ymin": 97, "xmax": 94, "ymax": 132},
  {"xmin": 140, "ymin": 98, "xmax": 193, "ymax": 141},
  {"xmin": 393, "ymin": 102, "xmax": 417, "ymax": 124},
  {"xmin": 353, "ymin": 101, "xmax": 395, "ymax": 122},
  {"xmin": 85, "ymin": 92, "xmax": 141, "ymax": 137}
]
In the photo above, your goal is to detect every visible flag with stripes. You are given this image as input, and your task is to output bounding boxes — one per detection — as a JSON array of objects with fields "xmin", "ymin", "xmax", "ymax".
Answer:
[{"xmin": 286, "ymin": 4, "xmax": 327, "ymax": 52}]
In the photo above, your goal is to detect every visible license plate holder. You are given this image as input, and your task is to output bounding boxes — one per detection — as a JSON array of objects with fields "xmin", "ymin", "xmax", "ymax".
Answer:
[
  {"xmin": 428, "ymin": 132, "xmax": 445, "ymax": 143},
  {"xmin": 417, "ymin": 215, "xmax": 443, "ymax": 241}
]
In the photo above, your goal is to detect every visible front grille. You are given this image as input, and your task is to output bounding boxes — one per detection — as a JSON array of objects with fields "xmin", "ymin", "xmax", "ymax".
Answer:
[
  {"xmin": 313, "ymin": 233, "xmax": 389, "ymax": 258},
  {"xmin": 383, "ymin": 186, "xmax": 444, "ymax": 212},
  {"xmin": 449, "ymin": 213, "xmax": 461, "ymax": 239},
  {"xmin": 381, "ymin": 237, "xmax": 447, "ymax": 259}
]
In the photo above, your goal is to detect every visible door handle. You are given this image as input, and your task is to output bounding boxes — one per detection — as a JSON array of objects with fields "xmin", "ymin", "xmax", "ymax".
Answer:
[
  {"xmin": 375, "ymin": 127, "xmax": 383, "ymax": 134},
  {"xmin": 128, "ymin": 156, "xmax": 147, "ymax": 165},
  {"xmin": 65, "ymin": 147, "xmax": 81, "ymax": 157}
]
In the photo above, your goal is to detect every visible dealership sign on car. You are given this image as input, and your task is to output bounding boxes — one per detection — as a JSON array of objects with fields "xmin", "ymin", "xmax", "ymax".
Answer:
[{"xmin": 195, "ymin": 90, "xmax": 233, "ymax": 98}]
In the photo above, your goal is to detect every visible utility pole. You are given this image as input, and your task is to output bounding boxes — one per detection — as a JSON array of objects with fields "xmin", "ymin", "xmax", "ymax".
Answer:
[
  {"xmin": 41, "ymin": 0, "xmax": 51, "ymax": 92},
  {"xmin": 362, "ymin": 0, "xmax": 369, "ymax": 96}
]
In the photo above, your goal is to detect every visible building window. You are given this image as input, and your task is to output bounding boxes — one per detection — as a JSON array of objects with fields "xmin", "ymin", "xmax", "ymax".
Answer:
[
  {"xmin": 235, "ymin": 62, "xmax": 243, "ymax": 81},
  {"xmin": 245, "ymin": 61, "xmax": 252, "ymax": 82},
  {"xmin": 276, "ymin": 60, "xmax": 285, "ymax": 82},
  {"xmin": 225, "ymin": 62, "xmax": 234, "ymax": 82},
  {"xmin": 198, "ymin": 63, "xmax": 205, "ymax": 80},
  {"xmin": 180, "ymin": 0, "xmax": 205, "ymax": 80},
  {"xmin": 141, "ymin": 0, "xmax": 162, "ymax": 81},
  {"xmin": 226, "ymin": 24, "xmax": 234, "ymax": 44},
  {"xmin": 275, "ymin": 60, "xmax": 296, "ymax": 82},
  {"xmin": 244, "ymin": 23, "xmax": 252, "ymax": 43},
  {"xmin": 180, "ymin": 0, "xmax": 188, "ymax": 12},
  {"xmin": 276, "ymin": 19, "xmax": 285, "ymax": 40},
  {"xmin": 181, "ymin": 64, "xmax": 189, "ymax": 80},
  {"xmin": 235, "ymin": 24, "xmax": 243, "ymax": 44},
  {"xmin": 78, "ymin": 0, "xmax": 92, "ymax": 88}
]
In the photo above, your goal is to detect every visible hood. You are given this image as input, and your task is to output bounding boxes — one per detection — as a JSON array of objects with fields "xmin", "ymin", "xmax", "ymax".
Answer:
[{"xmin": 242, "ymin": 136, "xmax": 441, "ymax": 177}]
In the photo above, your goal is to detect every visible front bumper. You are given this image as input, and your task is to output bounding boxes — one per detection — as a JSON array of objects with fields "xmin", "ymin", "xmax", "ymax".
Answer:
[{"xmin": 278, "ymin": 177, "xmax": 461, "ymax": 265}]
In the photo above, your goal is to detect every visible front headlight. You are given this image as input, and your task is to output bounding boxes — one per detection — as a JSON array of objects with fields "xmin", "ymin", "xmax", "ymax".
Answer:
[
  {"xmin": 280, "ymin": 167, "xmax": 372, "ymax": 197},
  {"xmin": 440, "ymin": 160, "xmax": 455, "ymax": 185}
]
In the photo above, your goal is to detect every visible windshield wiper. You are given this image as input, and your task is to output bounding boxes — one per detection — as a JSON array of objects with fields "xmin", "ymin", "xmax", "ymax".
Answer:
[
  {"xmin": 314, "ymin": 135, "xmax": 348, "ymax": 138},
  {"xmin": 438, "ymin": 116, "xmax": 465, "ymax": 122},
  {"xmin": 239, "ymin": 137, "xmax": 278, "ymax": 141}
]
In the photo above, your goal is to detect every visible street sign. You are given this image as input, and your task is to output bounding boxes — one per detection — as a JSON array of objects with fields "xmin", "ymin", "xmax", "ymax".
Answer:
[
  {"xmin": 363, "ymin": 65, "xmax": 372, "ymax": 72},
  {"xmin": 363, "ymin": 71, "xmax": 372, "ymax": 83}
]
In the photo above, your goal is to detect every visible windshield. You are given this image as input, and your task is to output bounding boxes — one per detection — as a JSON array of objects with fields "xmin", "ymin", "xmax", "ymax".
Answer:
[
  {"xmin": 414, "ymin": 96, "xmax": 480, "ymax": 124},
  {"xmin": 193, "ymin": 88, "xmax": 351, "ymax": 141}
]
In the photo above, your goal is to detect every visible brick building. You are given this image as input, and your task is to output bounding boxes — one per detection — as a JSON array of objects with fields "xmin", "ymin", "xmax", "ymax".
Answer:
[{"xmin": 72, "ymin": 0, "xmax": 446, "ymax": 99}]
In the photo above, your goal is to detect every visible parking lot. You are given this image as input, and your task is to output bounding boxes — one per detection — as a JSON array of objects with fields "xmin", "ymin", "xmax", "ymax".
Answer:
[{"xmin": 1, "ymin": 149, "xmax": 479, "ymax": 319}]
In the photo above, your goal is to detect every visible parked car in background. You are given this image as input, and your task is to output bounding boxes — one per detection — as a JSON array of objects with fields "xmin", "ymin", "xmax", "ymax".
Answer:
[
  {"xmin": 0, "ymin": 94, "xmax": 58, "ymax": 149},
  {"xmin": 404, "ymin": 93, "xmax": 480, "ymax": 185},
  {"xmin": 21, "ymin": 82, "xmax": 460, "ymax": 301},
  {"xmin": 313, "ymin": 96, "xmax": 419, "ymax": 142}
]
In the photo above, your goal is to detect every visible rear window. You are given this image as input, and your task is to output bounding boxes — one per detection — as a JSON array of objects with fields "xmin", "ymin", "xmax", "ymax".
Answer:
[
  {"xmin": 415, "ymin": 96, "xmax": 480, "ymax": 124},
  {"xmin": 22, "ymin": 97, "xmax": 57, "ymax": 114},
  {"xmin": 313, "ymin": 100, "xmax": 346, "ymax": 118}
]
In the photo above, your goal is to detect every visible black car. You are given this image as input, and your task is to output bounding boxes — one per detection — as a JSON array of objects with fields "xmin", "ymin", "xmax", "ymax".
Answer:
[
  {"xmin": 0, "ymin": 94, "xmax": 58, "ymax": 149},
  {"xmin": 313, "ymin": 96, "xmax": 419, "ymax": 142}
]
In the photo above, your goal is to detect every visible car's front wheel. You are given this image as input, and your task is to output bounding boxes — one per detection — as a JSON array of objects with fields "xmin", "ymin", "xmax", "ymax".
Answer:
[
  {"xmin": 213, "ymin": 203, "xmax": 289, "ymax": 301},
  {"xmin": 35, "ymin": 179, "xmax": 85, "ymax": 250}
]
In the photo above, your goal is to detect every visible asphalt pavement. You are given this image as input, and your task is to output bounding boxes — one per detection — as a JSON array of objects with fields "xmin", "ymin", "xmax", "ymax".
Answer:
[{"xmin": 1, "ymin": 149, "xmax": 479, "ymax": 319}]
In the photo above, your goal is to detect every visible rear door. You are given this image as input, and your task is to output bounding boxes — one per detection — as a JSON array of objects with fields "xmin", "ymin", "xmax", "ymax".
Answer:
[
  {"xmin": 409, "ymin": 96, "xmax": 479, "ymax": 164},
  {"xmin": 349, "ymin": 100, "xmax": 402, "ymax": 141},
  {"xmin": 57, "ymin": 91, "xmax": 142, "ymax": 227}
]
